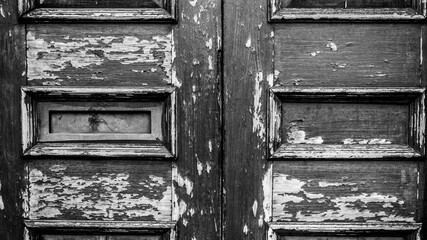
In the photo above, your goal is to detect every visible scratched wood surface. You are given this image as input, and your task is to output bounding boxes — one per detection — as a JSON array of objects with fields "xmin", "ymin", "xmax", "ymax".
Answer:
[
  {"xmin": 0, "ymin": 0, "xmax": 26, "ymax": 238},
  {"xmin": 171, "ymin": 0, "xmax": 222, "ymax": 238},
  {"xmin": 275, "ymin": 24, "xmax": 420, "ymax": 87},
  {"xmin": 223, "ymin": 0, "xmax": 274, "ymax": 238},
  {"xmin": 38, "ymin": 0, "xmax": 162, "ymax": 8},
  {"xmin": 28, "ymin": 160, "xmax": 172, "ymax": 221},
  {"xmin": 282, "ymin": 102, "xmax": 409, "ymax": 145},
  {"xmin": 272, "ymin": 161, "xmax": 419, "ymax": 222},
  {"xmin": 27, "ymin": 24, "xmax": 172, "ymax": 86}
]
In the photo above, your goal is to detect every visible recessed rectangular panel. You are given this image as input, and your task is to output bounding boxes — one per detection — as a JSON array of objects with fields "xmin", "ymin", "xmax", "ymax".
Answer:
[
  {"xmin": 283, "ymin": 0, "xmax": 409, "ymax": 8},
  {"xmin": 282, "ymin": 102, "xmax": 408, "ymax": 145},
  {"xmin": 42, "ymin": 235, "xmax": 103, "ymax": 240},
  {"xmin": 50, "ymin": 111, "xmax": 151, "ymax": 134},
  {"xmin": 275, "ymin": 24, "xmax": 420, "ymax": 87},
  {"xmin": 278, "ymin": 237, "xmax": 403, "ymax": 240},
  {"xmin": 38, "ymin": 0, "xmax": 163, "ymax": 8},
  {"xmin": 38, "ymin": 101, "xmax": 163, "ymax": 142},
  {"xmin": 108, "ymin": 236, "xmax": 162, "ymax": 240},
  {"xmin": 29, "ymin": 160, "xmax": 172, "ymax": 221},
  {"xmin": 272, "ymin": 161, "xmax": 418, "ymax": 222}
]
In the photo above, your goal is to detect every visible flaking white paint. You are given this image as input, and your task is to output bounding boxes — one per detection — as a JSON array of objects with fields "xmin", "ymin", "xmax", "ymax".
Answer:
[
  {"xmin": 246, "ymin": 37, "xmax": 252, "ymax": 48},
  {"xmin": 252, "ymin": 72, "xmax": 266, "ymax": 141},
  {"xmin": 0, "ymin": 182, "xmax": 4, "ymax": 210},
  {"xmin": 243, "ymin": 224, "xmax": 249, "ymax": 235},
  {"xmin": 252, "ymin": 200, "xmax": 258, "ymax": 217}
]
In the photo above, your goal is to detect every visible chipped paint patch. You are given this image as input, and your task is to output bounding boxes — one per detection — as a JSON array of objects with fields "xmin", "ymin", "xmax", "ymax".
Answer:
[
  {"xmin": 326, "ymin": 41, "xmax": 338, "ymax": 51},
  {"xmin": 342, "ymin": 138, "xmax": 392, "ymax": 144},
  {"xmin": 0, "ymin": 5, "xmax": 5, "ymax": 18},
  {"xmin": 243, "ymin": 224, "xmax": 249, "ymax": 235},
  {"xmin": 197, "ymin": 158, "xmax": 203, "ymax": 176},
  {"xmin": 27, "ymin": 27, "xmax": 173, "ymax": 85},
  {"xmin": 0, "ymin": 182, "xmax": 4, "ymax": 210},
  {"xmin": 252, "ymin": 200, "xmax": 258, "ymax": 217},
  {"xmin": 252, "ymin": 72, "xmax": 266, "ymax": 142},
  {"xmin": 246, "ymin": 37, "xmax": 252, "ymax": 48},
  {"xmin": 189, "ymin": 0, "xmax": 197, "ymax": 6},
  {"xmin": 206, "ymin": 38, "xmax": 213, "ymax": 50},
  {"xmin": 262, "ymin": 164, "xmax": 273, "ymax": 223},
  {"xmin": 287, "ymin": 130, "xmax": 323, "ymax": 144},
  {"xmin": 309, "ymin": 51, "xmax": 320, "ymax": 57},
  {"xmin": 28, "ymin": 163, "xmax": 172, "ymax": 221},
  {"xmin": 176, "ymin": 173, "xmax": 194, "ymax": 197}
]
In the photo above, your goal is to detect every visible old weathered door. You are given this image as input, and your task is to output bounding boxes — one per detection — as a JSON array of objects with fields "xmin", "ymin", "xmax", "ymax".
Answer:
[
  {"xmin": 1, "ymin": 0, "xmax": 427, "ymax": 239},
  {"xmin": 1, "ymin": 0, "xmax": 221, "ymax": 239},
  {"xmin": 223, "ymin": 0, "xmax": 427, "ymax": 239}
]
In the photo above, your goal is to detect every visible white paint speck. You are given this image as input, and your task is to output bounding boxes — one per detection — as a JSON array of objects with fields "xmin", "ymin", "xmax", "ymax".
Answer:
[
  {"xmin": 326, "ymin": 41, "xmax": 338, "ymax": 51},
  {"xmin": 189, "ymin": 0, "xmax": 197, "ymax": 6},
  {"xmin": 0, "ymin": 182, "xmax": 4, "ymax": 210},
  {"xmin": 246, "ymin": 37, "xmax": 252, "ymax": 48},
  {"xmin": 206, "ymin": 162, "xmax": 212, "ymax": 174},
  {"xmin": 197, "ymin": 159, "xmax": 203, "ymax": 176},
  {"xmin": 287, "ymin": 130, "xmax": 323, "ymax": 144},
  {"xmin": 252, "ymin": 200, "xmax": 258, "ymax": 217},
  {"xmin": 309, "ymin": 51, "xmax": 321, "ymax": 57},
  {"xmin": 208, "ymin": 140, "xmax": 213, "ymax": 152},
  {"xmin": 208, "ymin": 56, "xmax": 214, "ymax": 70},
  {"xmin": 206, "ymin": 38, "xmax": 213, "ymax": 50},
  {"xmin": 0, "ymin": 6, "xmax": 5, "ymax": 19},
  {"xmin": 243, "ymin": 224, "xmax": 249, "ymax": 235}
]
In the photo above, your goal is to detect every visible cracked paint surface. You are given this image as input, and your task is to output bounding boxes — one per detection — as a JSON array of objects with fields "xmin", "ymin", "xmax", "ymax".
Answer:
[
  {"xmin": 273, "ymin": 161, "xmax": 418, "ymax": 222},
  {"xmin": 28, "ymin": 161, "xmax": 172, "ymax": 221},
  {"xmin": 26, "ymin": 25, "xmax": 173, "ymax": 86}
]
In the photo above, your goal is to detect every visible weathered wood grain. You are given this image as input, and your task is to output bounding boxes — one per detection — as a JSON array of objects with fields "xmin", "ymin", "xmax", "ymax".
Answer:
[
  {"xmin": 270, "ymin": 8, "xmax": 425, "ymax": 21},
  {"xmin": 26, "ymin": 25, "xmax": 173, "ymax": 86},
  {"xmin": 278, "ymin": 236, "xmax": 404, "ymax": 240},
  {"xmin": 283, "ymin": 0, "xmax": 409, "ymax": 8},
  {"xmin": 223, "ymin": 0, "xmax": 274, "ymax": 237},
  {"xmin": 271, "ymin": 144, "xmax": 422, "ymax": 159},
  {"xmin": 24, "ymin": 142, "xmax": 174, "ymax": 159},
  {"xmin": 28, "ymin": 160, "xmax": 172, "ymax": 221},
  {"xmin": 170, "ymin": 0, "xmax": 222, "ymax": 238},
  {"xmin": 38, "ymin": 0, "xmax": 162, "ymax": 8},
  {"xmin": 272, "ymin": 161, "xmax": 419, "ymax": 222},
  {"xmin": 0, "ymin": 0, "xmax": 26, "ymax": 238},
  {"xmin": 282, "ymin": 102, "xmax": 409, "ymax": 145},
  {"xmin": 21, "ymin": 8, "xmax": 176, "ymax": 22},
  {"xmin": 275, "ymin": 24, "xmax": 421, "ymax": 87}
]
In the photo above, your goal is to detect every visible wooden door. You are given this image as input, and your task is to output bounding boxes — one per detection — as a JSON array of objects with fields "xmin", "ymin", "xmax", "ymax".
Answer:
[
  {"xmin": 0, "ymin": 0, "xmax": 221, "ymax": 239},
  {"xmin": 1, "ymin": 0, "xmax": 427, "ymax": 239},
  {"xmin": 223, "ymin": 0, "xmax": 427, "ymax": 239}
]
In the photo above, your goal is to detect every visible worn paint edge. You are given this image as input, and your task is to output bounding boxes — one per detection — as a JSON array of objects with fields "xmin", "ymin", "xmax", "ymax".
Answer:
[
  {"xmin": 172, "ymin": 162, "xmax": 179, "ymax": 221},
  {"xmin": 21, "ymin": 88, "xmax": 33, "ymax": 153},
  {"xmin": 262, "ymin": 163, "xmax": 273, "ymax": 226},
  {"xmin": 268, "ymin": 222, "xmax": 422, "ymax": 231},
  {"xmin": 24, "ymin": 220, "xmax": 177, "ymax": 229}
]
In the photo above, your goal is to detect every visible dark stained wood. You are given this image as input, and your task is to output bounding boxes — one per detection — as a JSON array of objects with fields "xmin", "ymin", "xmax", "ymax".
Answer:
[
  {"xmin": 28, "ymin": 160, "xmax": 172, "ymax": 221},
  {"xmin": 26, "ymin": 25, "xmax": 174, "ymax": 86},
  {"xmin": 38, "ymin": 0, "xmax": 162, "ymax": 8},
  {"xmin": 272, "ymin": 161, "xmax": 419, "ymax": 222},
  {"xmin": 282, "ymin": 102, "xmax": 409, "ymax": 145},
  {"xmin": 275, "ymin": 24, "xmax": 421, "ymax": 87},
  {"xmin": 0, "ymin": 0, "xmax": 27, "ymax": 239},
  {"xmin": 171, "ymin": 0, "xmax": 222, "ymax": 238},
  {"xmin": 223, "ymin": 0, "xmax": 274, "ymax": 238}
]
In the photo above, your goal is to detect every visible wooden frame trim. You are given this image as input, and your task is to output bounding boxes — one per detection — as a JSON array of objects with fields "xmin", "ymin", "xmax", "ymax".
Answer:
[
  {"xmin": 269, "ymin": 0, "xmax": 426, "ymax": 22},
  {"xmin": 22, "ymin": 86, "xmax": 176, "ymax": 159},
  {"xmin": 24, "ymin": 220, "xmax": 177, "ymax": 239},
  {"xmin": 268, "ymin": 87, "xmax": 426, "ymax": 160},
  {"xmin": 267, "ymin": 222, "xmax": 422, "ymax": 239},
  {"xmin": 19, "ymin": 1, "xmax": 176, "ymax": 22}
]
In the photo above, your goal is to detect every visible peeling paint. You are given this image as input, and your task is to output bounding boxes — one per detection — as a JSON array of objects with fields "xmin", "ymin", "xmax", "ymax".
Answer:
[
  {"xmin": 243, "ymin": 224, "xmax": 249, "ymax": 235},
  {"xmin": 0, "ymin": 182, "xmax": 4, "ymax": 210},
  {"xmin": 206, "ymin": 162, "xmax": 212, "ymax": 173},
  {"xmin": 246, "ymin": 37, "xmax": 252, "ymax": 48},
  {"xmin": 262, "ymin": 164, "xmax": 272, "ymax": 223},
  {"xmin": 309, "ymin": 51, "xmax": 320, "ymax": 57},
  {"xmin": 27, "ymin": 29, "xmax": 173, "ymax": 84},
  {"xmin": 176, "ymin": 173, "xmax": 194, "ymax": 197},
  {"xmin": 287, "ymin": 130, "xmax": 324, "ymax": 144},
  {"xmin": 206, "ymin": 38, "xmax": 213, "ymax": 50},
  {"xmin": 326, "ymin": 41, "xmax": 338, "ymax": 51},
  {"xmin": 208, "ymin": 55, "xmax": 214, "ymax": 70},
  {"xmin": 208, "ymin": 140, "xmax": 213, "ymax": 152},
  {"xmin": 342, "ymin": 138, "xmax": 392, "ymax": 144},
  {"xmin": 189, "ymin": 0, "xmax": 197, "ymax": 6},
  {"xmin": 252, "ymin": 72, "xmax": 266, "ymax": 142},
  {"xmin": 29, "ymin": 165, "xmax": 171, "ymax": 220},
  {"xmin": 197, "ymin": 158, "xmax": 203, "ymax": 176},
  {"xmin": 0, "ymin": 6, "xmax": 5, "ymax": 18},
  {"xmin": 252, "ymin": 200, "xmax": 258, "ymax": 217}
]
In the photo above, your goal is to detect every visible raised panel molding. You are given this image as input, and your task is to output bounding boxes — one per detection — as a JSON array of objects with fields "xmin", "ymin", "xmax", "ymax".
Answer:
[
  {"xmin": 268, "ymin": 87, "xmax": 426, "ymax": 160},
  {"xmin": 22, "ymin": 86, "xmax": 176, "ymax": 159},
  {"xmin": 269, "ymin": 0, "xmax": 426, "ymax": 21},
  {"xmin": 19, "ymin": 0, "xmax": 176, "ymax": 22}
]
